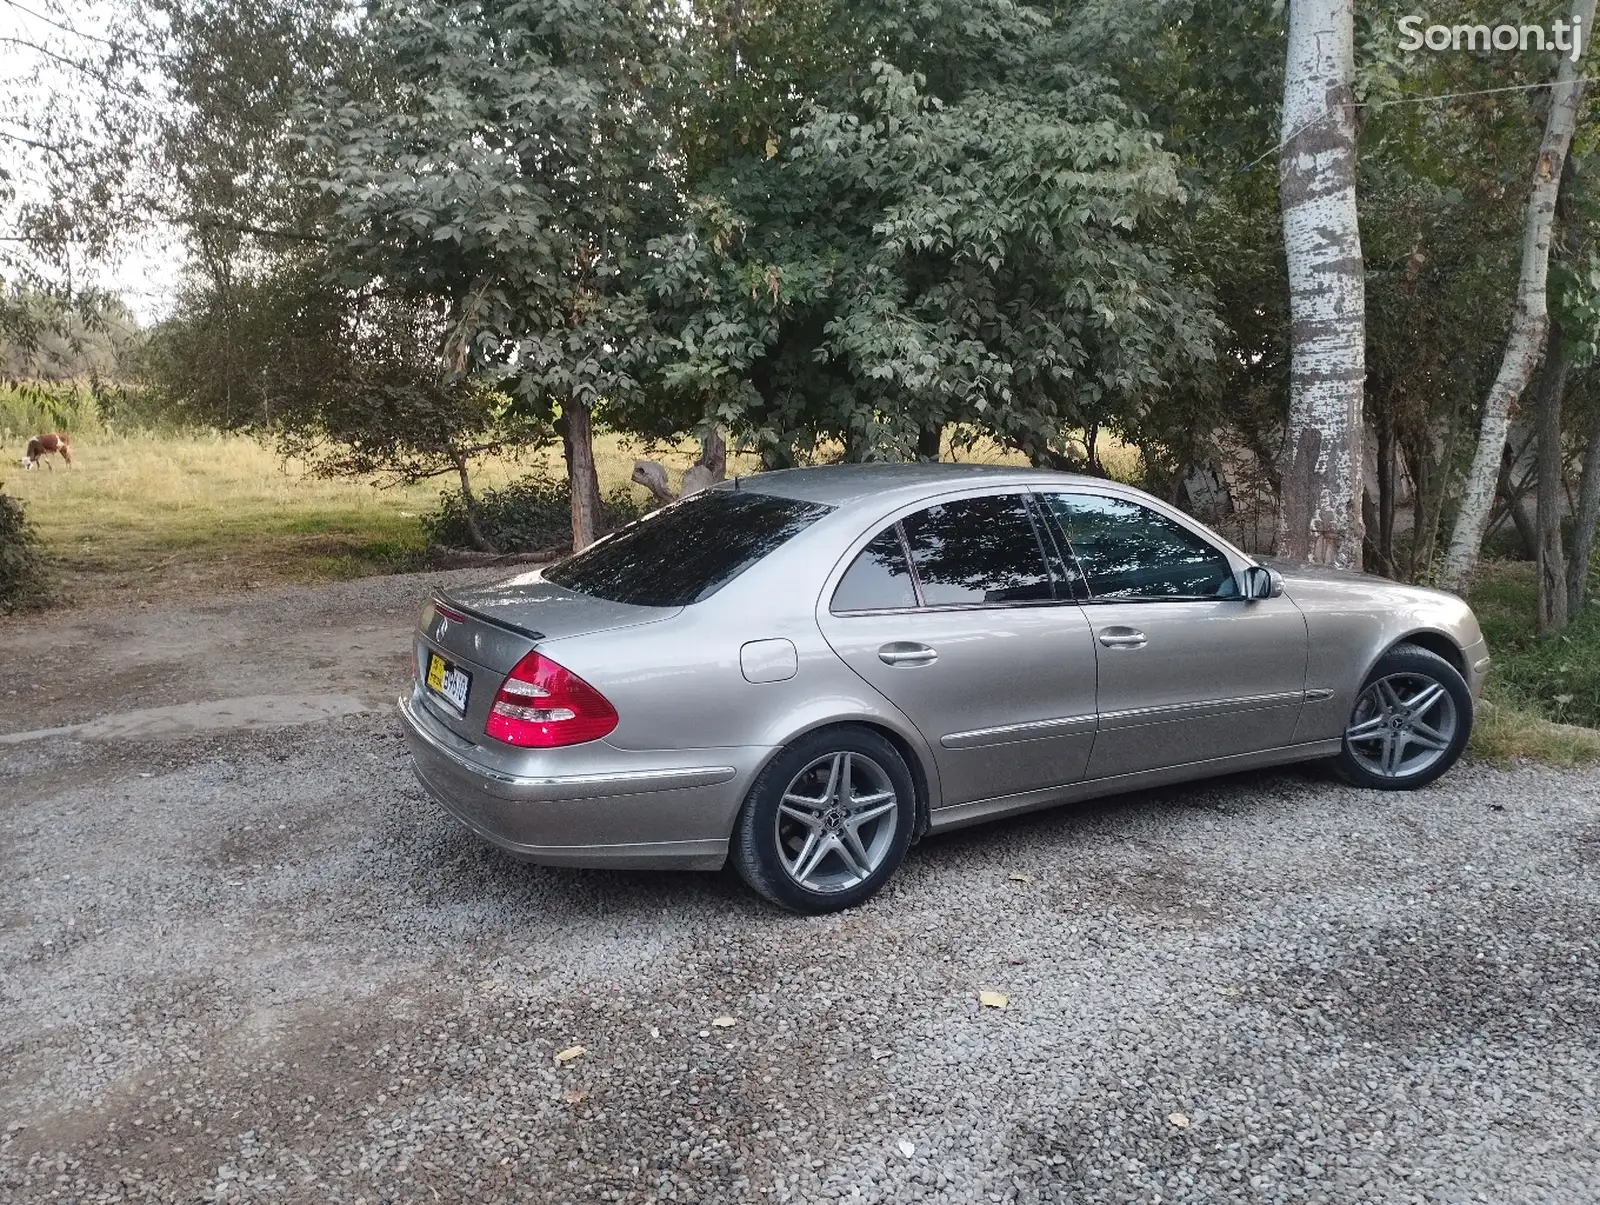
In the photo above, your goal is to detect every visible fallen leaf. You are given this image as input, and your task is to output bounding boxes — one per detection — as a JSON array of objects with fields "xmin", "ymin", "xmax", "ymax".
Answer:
[
  {"xmin": 712, "ymin": 1015, "xmax": 736, "ymax": 1028},
  {"xmin": 897, "ymin": 1139, "xmax": 915, "ymax": 1158},
  {"xmin": 1168, "ymin": 1112, "xmax": 1190, "ymax": 1129},
  {"xmin": 1007, "ymin": 871, "xmax": 1034, "ymax": 884},
  {"xmin": 978, "ymin": 990, "xmax": 1008, "ymax": 1009},
  {"xmin": 554, "ymin": 1045, "xmax": 586, "ymax": 1065},
  {"xmin": 563, "ymin": 1086, "xmax": 588, "ymax": 1105}
]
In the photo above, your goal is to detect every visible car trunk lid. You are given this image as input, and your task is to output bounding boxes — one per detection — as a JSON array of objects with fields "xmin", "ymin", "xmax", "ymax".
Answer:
[{"xmin": 415, "ymin": 571, "xmax": 680, "ymax": 747}]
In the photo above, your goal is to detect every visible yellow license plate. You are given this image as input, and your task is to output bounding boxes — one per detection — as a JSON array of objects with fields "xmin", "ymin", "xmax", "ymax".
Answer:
[{"xmin": 425, "ymin": 651, "xmax": 471, "ymax": 712}]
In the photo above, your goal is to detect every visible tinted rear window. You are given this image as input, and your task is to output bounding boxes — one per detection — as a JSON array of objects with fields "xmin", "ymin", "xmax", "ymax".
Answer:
[{"xmin": 544, "ymin": 489, "xmax": 833, "ymax": 606}]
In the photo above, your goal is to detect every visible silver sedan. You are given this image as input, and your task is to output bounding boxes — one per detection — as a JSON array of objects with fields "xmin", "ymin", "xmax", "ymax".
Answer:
[{"xmin": 399, "ymin": 465, "xmax": 1489, "ymax": 913}]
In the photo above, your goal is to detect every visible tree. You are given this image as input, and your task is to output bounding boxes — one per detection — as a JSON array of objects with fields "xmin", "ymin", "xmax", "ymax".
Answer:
[
  {"xmin": 640, "ymin": 0, "xmax": 1221, "ymax": 471},
  {"xmin": 1274, "ymin": 0, "xmax": 1365, "ymax": 567},
  {"xmin": 308, "ymin": 0, "xmax": 674, "ymax": 551},
  {"xmin": 144, "ymin": 268, "xmax": 540, "ymax": 550},
  {"xmin": 1439, "ymin": 0, "xmax": 1597, "ymax": 592}
]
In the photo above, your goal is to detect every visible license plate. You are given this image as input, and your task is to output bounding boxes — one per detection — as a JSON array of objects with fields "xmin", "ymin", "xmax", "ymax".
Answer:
[{"xmin": 426, "ymin": 651, "xmax": 471, "ymax": 713}]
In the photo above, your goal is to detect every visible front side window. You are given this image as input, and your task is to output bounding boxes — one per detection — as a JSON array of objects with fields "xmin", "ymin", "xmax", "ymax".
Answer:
[
  {"xmin": 546, "ymin": 489, "xmax": 833, "ymax": 606},
  {"xmin": 900, "ymin": 493, "xmax": 1054, "ymax": 606},
  {"xmin": 1042, "ymin": 492, "xmax": 1237, "ymax": 600}
]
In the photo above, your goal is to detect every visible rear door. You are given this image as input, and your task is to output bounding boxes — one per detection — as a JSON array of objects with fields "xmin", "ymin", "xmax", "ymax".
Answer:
[
  {"xmin": 816, "ymin": 490, "xmax": 1099, "ymax": 808},
  {"xmin": 1036, "ymin": 490, "xmax": 1308, "ymax": 779}
]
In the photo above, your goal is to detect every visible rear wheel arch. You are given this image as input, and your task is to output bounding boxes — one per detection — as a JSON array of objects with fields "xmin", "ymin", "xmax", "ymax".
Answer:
[
  {"xmin": 754, "ymin": 718, "xmax": 936, "ymax": 838},
  {"xmin": 731, "ymin": 722, "xmax": 921, "ymax": 912}
]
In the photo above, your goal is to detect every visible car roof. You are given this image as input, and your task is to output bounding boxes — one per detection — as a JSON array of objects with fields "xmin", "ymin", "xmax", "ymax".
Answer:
[{"xmin": 732, "ymin": 462, "xmax": 1106, "ymax": 508}]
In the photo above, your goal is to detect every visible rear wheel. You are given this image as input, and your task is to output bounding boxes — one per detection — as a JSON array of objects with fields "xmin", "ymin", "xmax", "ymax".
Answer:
[
  {"xmin": 732, "ymin": 726, "xmax": 916, "ymax": 914},
  {"xmin": 1333, "ymin": 643, "xmax": 1471, "ymax": 790}
]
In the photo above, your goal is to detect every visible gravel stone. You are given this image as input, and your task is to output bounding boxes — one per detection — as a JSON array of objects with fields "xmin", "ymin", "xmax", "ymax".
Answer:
[{"xmin": 2, "ymin": 573, "xmax": 1598, "ymax": 1203}]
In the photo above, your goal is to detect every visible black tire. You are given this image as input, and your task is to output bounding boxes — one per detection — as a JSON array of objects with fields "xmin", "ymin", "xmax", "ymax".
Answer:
[
  {"xmin": 732, "ymin": 725, "xmax": 917, "ymax": 914},
  {"xmin": 1332, "ymin": 642, "xmax": 1472, "ymax": 790}
]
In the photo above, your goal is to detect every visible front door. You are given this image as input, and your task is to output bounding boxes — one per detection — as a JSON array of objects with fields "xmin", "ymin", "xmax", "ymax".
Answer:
[
  {"xmin": 817, "ymin": 491, "xmax": 1099, "ymax": 808},
  {"xmin": 1036, "ymin": 490, "xmax": 1309, "ymax": 779}
]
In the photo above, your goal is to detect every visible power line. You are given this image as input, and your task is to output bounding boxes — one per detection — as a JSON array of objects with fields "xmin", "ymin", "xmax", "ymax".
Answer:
[
  {"xmin": 0, "ymin": 0, "xmax": 155, "ymax": 59},
  {"xmin": 1243, "ymin": 74, "xmax": 1600, "ymax": 171}
]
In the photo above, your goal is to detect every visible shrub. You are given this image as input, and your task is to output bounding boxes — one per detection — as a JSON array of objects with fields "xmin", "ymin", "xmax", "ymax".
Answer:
[
  {"xmin": 0, "ymin": 486, "xmax": 51, "ymax": 612},
  {"xmin": 423, "ymin": 475, "xmax": 647, "ymax": 554},
  {"xmin": 1470, "ymin": 562, "xmax": 1600, "ymax": 729}
]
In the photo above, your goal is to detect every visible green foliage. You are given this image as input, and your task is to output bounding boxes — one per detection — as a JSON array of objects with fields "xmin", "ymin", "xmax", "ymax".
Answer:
[
  {"xmin": 308, "ymin": 0, "xmax": 675, "ymax": 428},
  {"xmin": 1473, "ymin": 563, "xmax": 1600, "ymax": 728},
  {"xmin": 643, "ymin": 1, "xmax": 1221, "ymax": 466},
  {"xmin": 423, "ymin": 476, "xmax": 645, "ymax": 553},
  {"xmin": 0, "ymin": 487, "xmax": 51, "ymax": 613}
]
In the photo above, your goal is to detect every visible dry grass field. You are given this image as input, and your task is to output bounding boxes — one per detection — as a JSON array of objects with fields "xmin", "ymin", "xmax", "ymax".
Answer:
[{"xmin": 1, "ymin": 427, "xmax": 1096, "ymax": 608}]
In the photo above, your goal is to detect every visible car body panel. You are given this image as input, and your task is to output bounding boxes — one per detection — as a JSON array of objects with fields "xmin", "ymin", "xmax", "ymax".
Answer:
[
  {"xmin": 397, "ymin": 464, "xmax": 1489, "ymax": 871},
  {"xmin": 1081, "ymin": 596, "xmax": 1309, "ymax": 777},
  {"xmin": 1262, "ymin": 560, "xmax": 1489, "ymax": 743},
  {"xmin": 818, "ymin": 601, "xmax": 1099, "ymax": 805}
]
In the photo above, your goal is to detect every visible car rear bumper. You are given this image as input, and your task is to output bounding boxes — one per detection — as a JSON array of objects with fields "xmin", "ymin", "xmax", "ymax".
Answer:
[{"xmin": 397, "ymin": 691, "xmax": 747, "ymax": 870}]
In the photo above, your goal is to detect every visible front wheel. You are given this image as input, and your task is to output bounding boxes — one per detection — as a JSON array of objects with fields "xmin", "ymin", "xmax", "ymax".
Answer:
[
  {"xmin": 731, "ymin": 726, "xmax": 916, "ymax": 914},
  {"xmin": 1332, "ymin": 643, "xmax": 1472, "ymax": 790}
]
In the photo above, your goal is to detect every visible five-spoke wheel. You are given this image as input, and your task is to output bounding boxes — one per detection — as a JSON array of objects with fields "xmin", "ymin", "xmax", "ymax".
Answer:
[
  {"xmin": 775, "ymin": 751, "xmax": 899, "ymax": 893},
  {"xmin": 1333, "ymin": 643, "xmax": 1471, "ymax": 790},
  {"xmin": 732, "ymin": 726, "xmax": 916, "ymax": 913}
]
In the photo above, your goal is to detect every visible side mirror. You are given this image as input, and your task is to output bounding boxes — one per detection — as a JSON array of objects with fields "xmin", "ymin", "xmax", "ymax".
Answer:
[{"xmin": 1241, "ymin": 565, "xmax": 1284, "ymax": 601}]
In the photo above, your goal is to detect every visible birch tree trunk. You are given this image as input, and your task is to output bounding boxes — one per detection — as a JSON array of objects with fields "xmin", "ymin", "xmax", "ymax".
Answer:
[
  {"xmin": 1275, "ymin": 0, "xmax": 1366, "ymax": 567},
  {"xmin": 1438, "ymin": 0, "xmax": 1595, "ymax": 592}
]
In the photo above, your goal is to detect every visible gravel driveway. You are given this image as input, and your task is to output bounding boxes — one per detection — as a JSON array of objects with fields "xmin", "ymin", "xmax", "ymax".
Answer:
[{"xmin": 2, "ymin": 573, "xmax": 1598, "ymax": 1204}]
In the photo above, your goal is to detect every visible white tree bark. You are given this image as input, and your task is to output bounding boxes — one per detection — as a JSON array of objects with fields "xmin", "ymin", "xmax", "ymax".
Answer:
[
  {"xmin": 1439, "ymin": 0, "xmax": 1596, "ymax": 593},
  {"xmin": 1276, "ymin": 0, "xmax": 1367, "ymax": 567}
]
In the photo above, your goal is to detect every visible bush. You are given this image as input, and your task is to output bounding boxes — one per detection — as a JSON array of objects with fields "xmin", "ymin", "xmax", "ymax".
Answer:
[
  {"xmin": 0, "ymin": 486, "xmax": 51, "ymax": 612},
  {"xmin": 0, "ymin": 381, "xmax": 97, "ymax": 440},
  {"xmin": 423, "ymin": 475, "xmax": 647, "ymax": 554},
  {"xmin": 1470, "ymin": 562, "xmax": 1600, "ymax": 729},
  {"xmin": 0, "ymin": 377, "xmax": 189, "ymax": 441}
]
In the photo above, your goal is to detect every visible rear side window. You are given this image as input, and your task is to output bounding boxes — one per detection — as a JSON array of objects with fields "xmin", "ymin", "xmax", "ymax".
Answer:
[
  {"xmin": 901, "ymin": 494, "xmax": 1053, "ymax": 606},
  {"xmin": 546, "ymin": 489, "xmax": 832, "ymax": 606},
  {"xmin": 832, "ymin": 528, "xmax": 918, "ymax": 613}
]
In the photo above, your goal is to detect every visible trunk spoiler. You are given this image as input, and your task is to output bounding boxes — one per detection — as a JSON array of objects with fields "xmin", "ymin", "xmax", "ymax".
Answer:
[{"xmin": 433, "ymin": 590, "xmax": 545, "ymax": 642}]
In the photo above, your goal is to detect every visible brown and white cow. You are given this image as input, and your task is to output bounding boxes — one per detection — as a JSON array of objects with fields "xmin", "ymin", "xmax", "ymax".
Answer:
[{"xmin": 21, "ymin": 432, "xmax": 72, "ymax": 470}]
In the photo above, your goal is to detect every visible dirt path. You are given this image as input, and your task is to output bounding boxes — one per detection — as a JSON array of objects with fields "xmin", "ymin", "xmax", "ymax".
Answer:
[{"xmin": 0, "ymin": 569, "xmax": 506, "ymax": 739}]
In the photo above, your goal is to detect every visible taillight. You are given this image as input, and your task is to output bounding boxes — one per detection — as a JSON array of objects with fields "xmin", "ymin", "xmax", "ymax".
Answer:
[{"xmin": 484, "ymin": 651, "xmax": 618, "ymax": 748}]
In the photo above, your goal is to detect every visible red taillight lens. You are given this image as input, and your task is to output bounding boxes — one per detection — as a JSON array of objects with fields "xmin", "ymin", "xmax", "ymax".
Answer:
[{"xmin": 484, "ymin": 651, "xmax": 618, "ymax": 748}]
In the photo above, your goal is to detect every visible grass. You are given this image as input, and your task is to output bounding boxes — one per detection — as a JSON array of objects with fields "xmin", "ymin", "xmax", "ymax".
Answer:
[
  {"xmin": 1464, "ymin": 560, "xmax": 1600, "ymax": 765},
  {"xmin": 1, "ymin": 432, "xmax": 442, "ymax": 604},
  {"xmin": 0, "ymin": 426, "xmax": 1102, "ymax": 608},
  {"xmin": 1469, "ymin": 561, "xmax": 1600, "ymax": 728}
]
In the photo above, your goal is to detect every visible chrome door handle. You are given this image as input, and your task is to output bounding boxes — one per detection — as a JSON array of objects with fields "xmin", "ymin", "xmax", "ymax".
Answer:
[
  {"xmin": 1097, "ymin": 627, "xmax": 1148, "ymax": 649},
  {"xmin": 879, "ymin": 642, "xmax": 938, "ymax": 667}
]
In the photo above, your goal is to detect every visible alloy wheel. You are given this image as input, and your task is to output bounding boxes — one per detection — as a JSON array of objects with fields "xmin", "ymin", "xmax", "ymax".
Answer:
[
  {"xmin": 1344, "ymin": 671, "xmax": 1459, "ymax": 780},
  {"xmin": 774, "ymin": 751, "xmax": 899, "ymax": 894}
]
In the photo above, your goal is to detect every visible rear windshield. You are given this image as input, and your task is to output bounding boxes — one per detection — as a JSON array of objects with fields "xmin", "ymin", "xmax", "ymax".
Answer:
[{"xmin": 544, "ymin": 488, "xmax": 833, "ymax": 606}]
